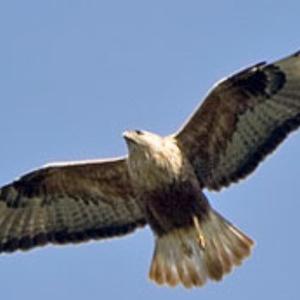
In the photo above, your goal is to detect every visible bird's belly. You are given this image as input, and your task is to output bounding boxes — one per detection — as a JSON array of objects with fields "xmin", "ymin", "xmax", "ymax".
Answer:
[{"xmin": 140, "ymin": 180, "xmax": 209, "ymax": 236}]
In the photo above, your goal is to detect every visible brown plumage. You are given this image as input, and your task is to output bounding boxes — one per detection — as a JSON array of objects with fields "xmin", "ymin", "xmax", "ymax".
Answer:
[
  {"xmin": 0, "ymin": 159, "xmax": 146, "ymax": 251},
  {"xmin": 176, "ymin": 51, "xmax": 300, "ymax": 190},
  {"xmin": 0, "ymin": 50, "xmax": 300, "ymax": 288}
]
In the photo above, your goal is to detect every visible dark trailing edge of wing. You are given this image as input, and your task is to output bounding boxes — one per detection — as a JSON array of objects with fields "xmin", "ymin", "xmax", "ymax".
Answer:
[
  {"xmin": 0, "ymin": 219, "xmax": 146, "ymax": 253},
  {"xmin": 213, "ymin": 113, "xmax": 300, "ymax": 190}
]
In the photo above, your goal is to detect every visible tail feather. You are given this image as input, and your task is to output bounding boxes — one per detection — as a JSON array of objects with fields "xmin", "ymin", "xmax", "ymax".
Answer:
[{"xmin": 149, "ymin": 209, "xmax": 253, "ymax": 288}]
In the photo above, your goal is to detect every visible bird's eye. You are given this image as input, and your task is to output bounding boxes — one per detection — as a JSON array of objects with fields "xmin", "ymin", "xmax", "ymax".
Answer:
[{"xmin": 135, "ymin": 130, "xmax": 143, "ymax": 135}]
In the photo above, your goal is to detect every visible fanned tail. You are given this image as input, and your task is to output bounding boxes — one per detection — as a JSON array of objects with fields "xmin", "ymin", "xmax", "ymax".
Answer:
[{"xmin": 149, "ymin": 209, "xmax": 254, "ymax": 288}]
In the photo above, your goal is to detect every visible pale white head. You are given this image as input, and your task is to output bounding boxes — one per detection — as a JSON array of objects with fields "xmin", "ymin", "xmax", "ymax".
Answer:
[
  {"xmin": 123, "ymin": 130, "xmax": 166, "ymax": 155},
  {"xmin": 123, "ymin": 130, "xmax": 184, "ymax": 189}
]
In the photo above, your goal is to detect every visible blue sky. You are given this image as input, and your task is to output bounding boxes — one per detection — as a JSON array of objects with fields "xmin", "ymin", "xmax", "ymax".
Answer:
[{"xmin": 1, "ymin": 1, "xmax": 300, "ymax": 299}]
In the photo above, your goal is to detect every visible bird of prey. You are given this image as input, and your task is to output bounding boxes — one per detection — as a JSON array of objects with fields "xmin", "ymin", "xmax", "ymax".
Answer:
[{"xmin": 0, "ymin": 51, "xmax": 300, "ymax": 288}]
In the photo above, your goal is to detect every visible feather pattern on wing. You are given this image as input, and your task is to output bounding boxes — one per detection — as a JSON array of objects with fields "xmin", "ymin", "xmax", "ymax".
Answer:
[
  {"xmin": 0, "ymin": 158, "xmax": 146, "ymax": 252},
  {"xmin": 175, "ymin": 51, "xmax": 300, "ymax": 190}
]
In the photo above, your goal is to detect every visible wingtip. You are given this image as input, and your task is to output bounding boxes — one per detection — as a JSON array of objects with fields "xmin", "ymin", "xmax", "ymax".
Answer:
[{"xmin": 293, "ymin": 49, "xmax": 300, "ymax": 57}]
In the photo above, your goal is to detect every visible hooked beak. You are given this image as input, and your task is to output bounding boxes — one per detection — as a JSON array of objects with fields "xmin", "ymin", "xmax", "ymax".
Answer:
[{"xmin": 123, "ymin": 131, "xmax": 137, "ymax": 144}]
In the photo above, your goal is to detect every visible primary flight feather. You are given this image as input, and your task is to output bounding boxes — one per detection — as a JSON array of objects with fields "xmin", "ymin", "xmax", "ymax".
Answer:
[{"xmin": 0, "ymin": 50, "xmax": 300, "ymax": 288}]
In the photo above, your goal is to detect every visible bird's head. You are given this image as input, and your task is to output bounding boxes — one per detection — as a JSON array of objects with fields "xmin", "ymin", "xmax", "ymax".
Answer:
[
  {"xmin": 123, "ymin": 130, "xmax": 164, "ymax": 154},
  {"xmin": 123, "ymin": 130, "xmax": 184, "ymax": 187}
]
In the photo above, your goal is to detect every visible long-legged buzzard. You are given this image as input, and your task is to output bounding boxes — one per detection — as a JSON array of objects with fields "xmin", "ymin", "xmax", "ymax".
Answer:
[{"xmin": 0, "ymin": 51, "xmax": 300, "ymax": 288}]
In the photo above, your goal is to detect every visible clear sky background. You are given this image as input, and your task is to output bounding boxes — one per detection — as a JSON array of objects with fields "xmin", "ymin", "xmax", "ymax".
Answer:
[{"xmin": 1, "ymin": 1, "xmax": 300, "ymax": 299}]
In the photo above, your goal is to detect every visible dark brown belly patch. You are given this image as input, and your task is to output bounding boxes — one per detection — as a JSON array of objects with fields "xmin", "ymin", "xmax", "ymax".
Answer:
[{"xmin": 141, "ymin": 180, "xmax": 209, "ymax": 236}]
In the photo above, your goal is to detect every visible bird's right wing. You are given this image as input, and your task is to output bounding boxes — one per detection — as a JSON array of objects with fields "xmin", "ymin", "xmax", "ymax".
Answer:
[{"xmin": 0, "ymin": 157, "xmax": 146, "ymax": 253}]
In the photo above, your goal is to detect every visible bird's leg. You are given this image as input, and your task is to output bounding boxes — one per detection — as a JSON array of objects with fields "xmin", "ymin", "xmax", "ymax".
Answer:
[{"xmin": 192, "ymin": 215, "xmax": 206, "ymax": 250}]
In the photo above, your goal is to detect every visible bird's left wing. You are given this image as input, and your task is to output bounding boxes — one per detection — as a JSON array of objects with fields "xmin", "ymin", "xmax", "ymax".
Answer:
[
  {"xmin": 175, "ymin": 51, "xmax": 300, "ymax": 191},
  {"xmin": 0, "ymin": 157, "xmax": 146, "ymax": 253}
]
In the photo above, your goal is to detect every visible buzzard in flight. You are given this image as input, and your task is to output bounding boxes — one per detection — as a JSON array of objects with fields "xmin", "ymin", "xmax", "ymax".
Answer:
[{"xmin": 0, "ymin": 51, "xmax": 300, "ymax": 288}]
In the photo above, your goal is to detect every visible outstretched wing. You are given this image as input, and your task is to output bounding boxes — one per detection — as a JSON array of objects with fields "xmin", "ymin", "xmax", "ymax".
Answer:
[
  {"xmin": 176, "ymin": 51, "xmax": 300, "ymax": 190},
  {"xmin": 0, "ymin": 157, "xmax": 146, "ymax": 253}
]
